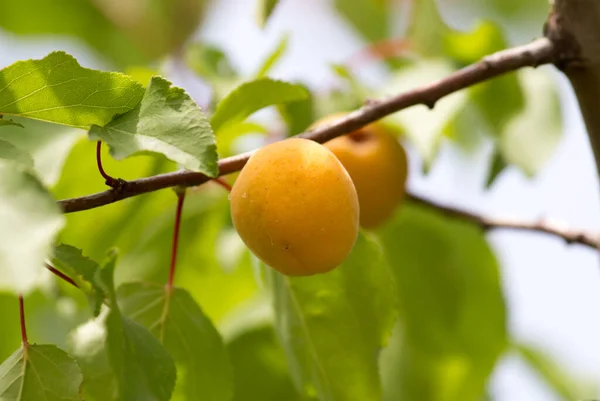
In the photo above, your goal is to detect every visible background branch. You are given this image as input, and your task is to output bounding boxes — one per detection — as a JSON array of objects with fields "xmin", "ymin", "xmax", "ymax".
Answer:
[
  {"xmin": 58, "ymin": 37, "xmax": 557, "ymax": 214},
  {"xmin": 409, "ymin": 194, "xmax": 600, "ymax": 249}
]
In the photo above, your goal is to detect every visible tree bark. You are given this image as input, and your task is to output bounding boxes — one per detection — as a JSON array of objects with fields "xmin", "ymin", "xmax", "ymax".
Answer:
[{"xmin": 546, "ymin": 0, "xmax": 600, "ymax": 176}]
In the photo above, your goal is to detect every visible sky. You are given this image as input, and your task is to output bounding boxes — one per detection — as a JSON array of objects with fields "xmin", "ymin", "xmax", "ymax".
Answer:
[{"xmin": 1, "ymin": 0, "xmax": 599, "ymax": 399}]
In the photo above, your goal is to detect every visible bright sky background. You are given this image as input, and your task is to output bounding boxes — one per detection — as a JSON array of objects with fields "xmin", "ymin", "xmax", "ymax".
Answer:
[{"xmin": 1, "ymin": 0, "xmax": 599, "ymax": 399}]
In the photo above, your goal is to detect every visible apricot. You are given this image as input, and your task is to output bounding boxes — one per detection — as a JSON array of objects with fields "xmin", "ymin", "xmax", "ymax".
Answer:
[
  {"xmin": 312, "ymin": 113, "xmax": 409, "ymax": 229},
  {"xmin": 230, "ymin": 138, "xmax": 359, "ymax": 276}
]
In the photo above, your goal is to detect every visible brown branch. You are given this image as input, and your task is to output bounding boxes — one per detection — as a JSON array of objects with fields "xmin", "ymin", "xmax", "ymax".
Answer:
[
  {"xmin": 546, "ymin": 0, "xmax": 600, "ymax": 178},
  {"xmin": 58, "ymin": 37, "xmax": 557, "ymax": 214},
  {"xmin": 409, "ymin": 194, "xmax": 600, "ymax": 249}
]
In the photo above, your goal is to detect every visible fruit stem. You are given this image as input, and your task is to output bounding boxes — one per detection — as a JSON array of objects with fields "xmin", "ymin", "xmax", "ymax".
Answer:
[
  {"xmin": 96, "ymin": 141, "xmax": 119, "ymax": 187},
  {"xmin": 166, "ymin": 189, "xmax": 186, "ymax": 291},
  {"xmin": 212, "ymin": 177, "xmax": 232, "ymax": 192},
  {"xmin": 44, "ymin": 263, "xmax": 79, "ymax": 288},
  {"xmin": 18, "ymin": 295, "xmax": 28, "ymax": 346}
]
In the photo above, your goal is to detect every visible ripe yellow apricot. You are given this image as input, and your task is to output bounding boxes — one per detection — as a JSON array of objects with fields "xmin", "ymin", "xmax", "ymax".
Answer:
[
  {"xmin": 230, "ymin": 138, "xmax": 359, "ymax": 276},
  {"xmin": 312, "ymin": 113, "xmax": 409, "ymax": 229}
]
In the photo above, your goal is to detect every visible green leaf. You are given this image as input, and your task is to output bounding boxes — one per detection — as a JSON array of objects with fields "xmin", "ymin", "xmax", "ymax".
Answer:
[
  {"xmin": 378, "ymin": 203, "xmax": 507, "ymax": 401},
  {"xmin": 268, "ymin": 233, "xmax": 397, "ymax": 401},
  {"xmin": 52, "ymin": 244, "xmax": 105, "ymax": 316},
  {"xmin": 0, "ymin": 118, "xmax": 24, "ymax": 129},
  {"xmin": 446, "ymin": 21, "xmax": 525, "ymax": 134},
  {"xmin": 186, "ymin": 43, "xmax": 238, "ymax": 80},
  {"xmin": 276, "ymin": 83, "xmax": 314, "ymax": 136},
  {"xmin": 447, "ymin": 0, "xmax": 551, "ymax": 43},
  {"xmin": 0, "ymin": 344, "xmax": 83, "ymax": 400},
  {"xmin": 0, "ymin": 160, "xmax": 64, "ymax": 295},
  {"xmin": 101, "ymin": 255, "xmax": 177, "ymax": 401},
  {"xmin": 210, "ymin": 78, "xmax": 310, "ymax": 134},
  {"xmin": 217, "ymin": 122, "xmax": 268, "ymax": 157},
  {"xmin": 334, "ymin": 0, "xmax": 389, "ymax": 42},
  {"xmin": 225, "ymin": 305, "xmax": 301, "ymax": 401},
  {"xmin": 376, "ymin": 59, "xmax": 468, "ymax": 167},
  {"xmin": 256, "ymin": 0, "xmax": 280, "ymax": 28},
  {"xmin": 405, "ymin": 0, "xmax": 450, "ymax": 56},
  {"xmin": 0, "ymin": 140, "xmax": 33, "ymax": 167},
  {"xmin": 117, "ymin": 282, "xmax": 234, "ymax": 401},
  {"xmin": 0, "ymin": 51, "xmax": 144, "ymax": 129},
  {"xmin": 485, "ymin": 149, "xmax": 508, "ymax": 188},
  {"xmin": 68, "ymin": 310, "xmax": 116, "ymax": 401},
  {"xmin": 513, "ymin": 342, "xmax": 597, "ymax": 400},
  {"xmin": 498, "ymin": 68, "xmax": 561, "ymax": 176},
  {"xmin": 255, "ymin": 35, "xmax": 289, "ymax": 78},
  {"xmin": 89, "ymin": 76, "xmax": 218, "ymax": 176},
  {"xmin": 0, "ymin": 117, "xmax": 81, "ymax": 186}
]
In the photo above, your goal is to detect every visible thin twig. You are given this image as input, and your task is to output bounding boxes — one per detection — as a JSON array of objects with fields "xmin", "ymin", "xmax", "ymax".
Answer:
[
  {"xmin": 18, "ymin": 295, "xmax": 28, "ymax": 346},
  {"xmin": 408, "ymin": 194, "xmax": 600, "ymax": 249},
  {"xmin": 58, "ymin": 37, "xmax": 556, "ymax": 214},
  {"xmin": 211, "ymin": 178, "xmax": 233, "ymax": 192},
  {"xmin": 167, "ymin": 190, "xmax": 186, "ymax": 291},
  {"xmin": 44, "ymin": 263, "xmax": 79, "ymax": 288}
]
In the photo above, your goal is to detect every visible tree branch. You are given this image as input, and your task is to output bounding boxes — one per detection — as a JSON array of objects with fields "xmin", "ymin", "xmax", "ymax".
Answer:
[
  {"xmin": 546, "ymin": 0, "xmax": 600, "ymax": 176},
  {"xmin": 409, "ymin": 194, "xmax": 600, "ymax": 249},
  {"xmin": 58, "ymin": 37, "xmax": 557, "ymax": 214}
]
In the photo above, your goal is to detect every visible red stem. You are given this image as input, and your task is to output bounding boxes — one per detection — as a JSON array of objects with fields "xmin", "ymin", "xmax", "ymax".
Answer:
[
  {"xmin": 96, "ymin": 141, "xmax": 117, "ymax": 186},
  {"xmin": 167, "ymin": 191, "xmax": 186, "ymax": 290},
  {"xmin": 44, "ymin": 263, "xmax": 79, "ymax": 288},
  {"xmin": 19, "ymin": 295, "xmax": 28, "ymax": 346},
  {"xmin": 212, "ymin": 178, "xmax": 232, "ymax": 192}
]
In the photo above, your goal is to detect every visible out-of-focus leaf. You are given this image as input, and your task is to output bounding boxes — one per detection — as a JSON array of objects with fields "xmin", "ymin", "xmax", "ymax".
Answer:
[
  {"xmin": 440, "ymin": 0, "xmax": 551, "ymax": 43},
  {"xmin": 376, "ymin": 59, "xmax": 468, "ymax": 167},
  {"xmin": 0, "ymin": 344, "xmax": 83, "ymax": 400},
  {"xmin": 101, "ymin": 253, "xmax": 177, "ymax": 401},
  {"xmin": 331, "ymin": 64, "xmax": 369, "ymax": 101},
  {"xmin": 0, "ymin": 118, "xmax": 24, "ymax": 128},
  {"xmin": 117, "ymin": 282, "xmax": 234, "ymax": 401},
  {"xmin": 89, "ymin": 76, "xmax": 218, "ymax": 176},
  {"xmin": 125, "ymin": 66, "xmax": 158, "ymax": 86},
  {"xmin": 68, "ymin": 308, "xmax": 116, "ymax": 401},
  {"xmin": 485, "ymin": 149, "xmax": 508, "ymax": 188},
  {"xmin": 256, "ymin": 0, "xmax": 281, "ymax": 28},
  {"xmin": 52, "ymin": 244, "xmax": 105, "ymax": 316},
  {"xmin": 268, "ymin": 233, "xmax": 397, "ymax": 401},
  {"xmin": 0, "ymin": 140, "xmax": 33, "ymax": 167},
  {"xmin": 0, "ymin": 117, "xmax": 81, "ymax": 186},
  {"xmin": 186, "ymin": 43, "xmax": 238, "ymax": 80},
  {"xmin": 255, "ymin": 34, "xmax": 289, "ymax": 78},
  {"xmin": 224, "ymin": 301, "xmax": 301, "ymax": 401},
  {"xmin": 514, "ymin": 342, "xmax": 598, "ymax": 400},
  {"xmin": 334, "ymin": 0, "xmax": 389, "ymax": 42},
  {"xmin": 444, "ymin": 20, "xmax": 505, "ymax": 66},
  {"xmin": 277, "ymin": 82, "xmax": 314, "ymax": 136},
  {"xmin": 0, "ymin": 52, "xmax": 144, "ymax": 128},
  {"xmin": 217, "ymin": 121, "xmax": 268, "ymax": 157},
  {"xmin": 0, "ymin": 160, "xmax": 64, "ymax": 295},
  {"xmin": 185, "ymin": 42, "xmax": 242, "ymax": 106},
  {"xmin": 210, "ymin": 78, "xmax": 309, "ymax": 133},
  {"xmin": 0, "ymin": 0, "xmax": 207, "ymax": 67},
  {"xmin": 499, "ymin": 68, "xmax": 561, "ymax": 176},
  {"xmin": 378, "ymin": 203, "xmax": 507, "ymax": 401},
  {"xmin": 446, "ymin": 20, "xmax": 525, "ymax": 133},
  {"xmin": 406, "ymin": 0, "xmax": 450, "ymax": 56}
]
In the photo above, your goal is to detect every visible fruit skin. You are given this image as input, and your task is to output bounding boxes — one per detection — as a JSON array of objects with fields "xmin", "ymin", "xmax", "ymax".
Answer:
[
  {"xmin": 230, "ymin": 138, "xmax": 359, "ymax": 276},
  {"xmin": 313, "ymin": 112, "xmax": 409, "ymax": 229}
]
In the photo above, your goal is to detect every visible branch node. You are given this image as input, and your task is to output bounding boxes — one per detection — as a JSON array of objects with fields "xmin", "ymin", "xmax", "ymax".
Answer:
[{"xmin": 106, "ymin": 177, "xmax": 128, "ymax": 193}]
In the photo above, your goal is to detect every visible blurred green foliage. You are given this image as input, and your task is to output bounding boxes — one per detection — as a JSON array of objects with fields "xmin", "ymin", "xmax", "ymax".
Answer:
[{"xmin": 0, "ymin": 0, "xmax": 585, "ymax": 400}]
